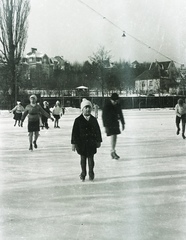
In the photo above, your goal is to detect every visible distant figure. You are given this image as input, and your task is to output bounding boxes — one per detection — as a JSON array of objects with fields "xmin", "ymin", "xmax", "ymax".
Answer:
[
  {"xmin": 175, "ymin": 98, "xmax": 186, "ymax": 139},
  {"xmin": 10, "ymin": 101, "xmax": 24, "ymax": 127},
  {"xmin": 41, "ymin": 101, "xmax": 50, "ymax": 129},
  {"xmin": 71, "ymin": 98, "xmax": 102, "ymax": 181},
  {"xmin": 102, "ymin": 93, "xmax": 125, "ymax": 159},
  {"xmin": 93, "ymin": 103, "xmax": 99, "ymax": 119},
  {"xmin": 62, "ymin": 106, "xmax": 66, "ymax": 115},
  {"xmin": 21, "ymin": 95, "xmax": 54, "ymax": 151},
  {"xmin": 52, "ymin": 101, "xmax": 63, "ymax": 128}
]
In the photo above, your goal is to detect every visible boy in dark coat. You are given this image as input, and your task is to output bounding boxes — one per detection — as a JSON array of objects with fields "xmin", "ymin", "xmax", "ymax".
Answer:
[
  {"xmin": 102, "ymin": 93, "xmax": 125, "ymax": 159},
  {"xmin": 71, "ymin": 99, "xmax": 102, "ymax": 181}
]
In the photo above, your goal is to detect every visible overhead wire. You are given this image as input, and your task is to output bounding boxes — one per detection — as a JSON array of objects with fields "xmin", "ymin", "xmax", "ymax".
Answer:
[{"xmin": 77, "ymin": 0, "xmax": 183, "ymax": 66}]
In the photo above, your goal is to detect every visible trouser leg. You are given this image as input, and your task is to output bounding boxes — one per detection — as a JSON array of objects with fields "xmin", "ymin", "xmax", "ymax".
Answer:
[
  {"xmin": 176, "ymin": 116, "xmax": 181, "ymax": 130},
  {"xmin": 181, "ymin": 115, "xmax": 186, "ymax": 137},
  {"xmin": 80, "ymin": 156, "xmax": 87, "ymax": 178},
  {"xmin": 88, "ymin": 155, "xmax": 95, "ymax": 180},
  {"xmin": 45, "ymin": 119, "xmax": 49, "ymax": 128}
]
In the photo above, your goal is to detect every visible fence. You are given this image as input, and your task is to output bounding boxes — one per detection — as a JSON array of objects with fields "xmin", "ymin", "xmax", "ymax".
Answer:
[
  {"xmin": 0, "ymin": 94, "xmax": 184, "ymax": 110},
  {"xmin": 40, "ymin": 95, "xmax": 182, "ymax": 109}
]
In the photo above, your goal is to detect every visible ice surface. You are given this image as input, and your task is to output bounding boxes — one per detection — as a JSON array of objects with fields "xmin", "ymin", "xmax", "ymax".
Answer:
[{"xmin": 0, "ymin": 109, "xmax": 186, "ymax": 240}]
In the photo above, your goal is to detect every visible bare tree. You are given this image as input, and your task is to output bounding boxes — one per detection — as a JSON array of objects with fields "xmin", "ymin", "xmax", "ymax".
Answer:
[
  {"xmin": 0, "ymin": 0, "xmax": 30, "ymax": 106},
  {"xmin": 89, "ymin": 46, "xmax": 112, "ymax": 97}
]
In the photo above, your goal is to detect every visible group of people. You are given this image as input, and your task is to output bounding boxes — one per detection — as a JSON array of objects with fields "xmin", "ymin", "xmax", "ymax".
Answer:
[
  {"xmin": 10, "ymin": 93, "xmax": 125, "ymax": 182},
  {"xmin": 10, "ymin": 96, "xmax": 66, "ymax": 150},
  {"xmin": 9, "ymin": 94, "xmax": 186, "ymax": 182},
  {"xmin": 10, "ymin": 98, "xmax": 65, "ymax": 130}
]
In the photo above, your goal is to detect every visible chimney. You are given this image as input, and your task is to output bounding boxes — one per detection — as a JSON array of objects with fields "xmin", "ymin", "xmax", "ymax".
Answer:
[{"xmin": 31, "ymin": 48, "xmax": 37, "ymax": 53}]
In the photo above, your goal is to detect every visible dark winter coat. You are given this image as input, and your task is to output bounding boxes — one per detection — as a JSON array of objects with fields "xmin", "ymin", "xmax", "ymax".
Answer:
[
  {"xmin": 71, "ymin": 114, "xmax": 102, "ymax": 157},
  {"xmin": 102, "ymin": 100, "xmax": 125, "ymax": 136}
]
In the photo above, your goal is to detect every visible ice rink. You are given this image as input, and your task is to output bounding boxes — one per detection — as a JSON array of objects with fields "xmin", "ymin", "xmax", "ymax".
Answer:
[{"xmin": 1, "ymin": 108, "xmax": 186, "ymax": 240}]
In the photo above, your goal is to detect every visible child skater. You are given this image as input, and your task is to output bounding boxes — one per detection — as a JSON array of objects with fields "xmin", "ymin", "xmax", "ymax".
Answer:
[
  {"xmin": 93, "ymin": 103, "xmax": 99, "ymax": 119},
  {"xmin": 41, "ymin": 101, "xmax": 51, "ymax": 129},
  {"xmin": 10, "ymin": 101, "xmax": 24, "ymax": 126},
  {"xmin": 21, "ymin": 95, "xmax": 54, "ymax": 151},
  {"xmin": 52, "ymin": 101, "xmax": 62, "ymax": 128},
  {"xmin": 175, "ymin": 98, "xmax": 186, "ymax": 139},
  {"xmin": 71, "ymin": 99, "xmax": 102, "ymax": 181}
]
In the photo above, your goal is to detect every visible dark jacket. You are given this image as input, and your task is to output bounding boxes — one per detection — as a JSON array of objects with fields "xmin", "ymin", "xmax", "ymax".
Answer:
[
  {"xmin": 102, "ymin": 100, "xmax": 125, "ymax": 128},
  {"xmin": 71, "ymin": 114, "xmax": 102, "ymax": 157}
]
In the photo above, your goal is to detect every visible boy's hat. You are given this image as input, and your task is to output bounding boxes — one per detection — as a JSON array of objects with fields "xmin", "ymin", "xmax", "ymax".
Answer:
[
  {"xmin": 56, "ymin": 101, "xmax": 60, "ymax": 105},
  {"xmin": 111, "ymin": 93, "xmax": 119, "ymax": 100},
  {"xmin": 30, "ymin": 95, "xmax": 37, "ymax": 101},
  {"xmin": 81, "ymin": 98, "xmax": 92, "ymax": 111}
]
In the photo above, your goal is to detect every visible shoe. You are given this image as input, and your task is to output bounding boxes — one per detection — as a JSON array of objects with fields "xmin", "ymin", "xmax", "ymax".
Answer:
[
  {"xmin": 79, "ymin": 174, "xmax": 85, "ymax": 182},
  {"xmin": 111, "ymin": 152, "xmax": 119, "ymax": 160},
  {"xmin": 33, "ymin": 141, "xmax": 37, "ymax": 148},
  {"xmin": 57, "ymin": 126, "xmax": 60, "ymax": 128},
  {"xmin": 182, "ymin": 133, "xmax": 185, "ymax": 139},
  {"xmin": 114, "ymin": 152, "xmax": 120, "ymax": 159},
  {"xmin": 177, "ymin": 128, "xmax": 180, "ymax": 135},
  {"xmin": 29, "ymin": 144, "xmax": 33, "ymax": 151}
]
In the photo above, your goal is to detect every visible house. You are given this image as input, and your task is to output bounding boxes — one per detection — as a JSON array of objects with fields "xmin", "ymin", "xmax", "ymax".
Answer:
[
  {"xmin": 131, "ymin": 60, "xmax": 139, "ymax": 69},
  {"xmin": 135, "ymin": 61, "xmax": 178, "ymax": 95},
  {"xmin": 20, "ymin": 48, "xmax": 66, "ymax": 89}
]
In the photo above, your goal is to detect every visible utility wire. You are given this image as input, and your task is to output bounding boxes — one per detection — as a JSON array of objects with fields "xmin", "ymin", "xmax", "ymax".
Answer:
[{"xmin": 77, "ymin": 0, "xmax": 183, "ymax": 66}]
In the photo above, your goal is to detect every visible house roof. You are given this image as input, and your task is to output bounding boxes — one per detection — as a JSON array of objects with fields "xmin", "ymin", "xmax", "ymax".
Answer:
[
  {"xmin": 26, "ymin": 52, "xmax": 44, "ymax": 58},
  {"xmin": 135, "ymin": 61, "xmax": 177, "ymax": 81},
  {"xmin": 135, "ymin": 69, "xmax": 159, "ymax": 80},
  {"xmin": 150, "ymin": 61, "xmax": 171, "ymax": 70},
  {"xmin": 132, "ymin": 60, "xmax": 139, "ymax": 65}
]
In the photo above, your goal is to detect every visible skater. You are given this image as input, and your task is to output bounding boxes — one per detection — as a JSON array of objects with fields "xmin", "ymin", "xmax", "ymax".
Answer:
[
  {"xmin": 175, "ymin": 98, "xmax": 186, "ymax": 139},
  {"xmin": 10, "ymin": 101, "xmax": 24, "ymax": 126},
  {"xmin": 41, "ymin": 101, "xmax": 50, "ymax": 129},
  {"xmin": 93, "ymin": 103, "xmax": 99, "ymax": 119},
  {"xmin": 62, "ymin": 106, "xmax": 66, "ymax": 115},
  {"xmin": 52, "ymin": 101, "xmax": 62, "ymax": 128},
  {"xmin": 21, "ymin": 95, "xmax": 54, "ymax": 151},
  {"xmin": 102, "ymin": 93, "xmax": 125, "ymax": 159},
  {"xmin": 71, "ymin": 98, "xmax": 102, "ymax": 181}
]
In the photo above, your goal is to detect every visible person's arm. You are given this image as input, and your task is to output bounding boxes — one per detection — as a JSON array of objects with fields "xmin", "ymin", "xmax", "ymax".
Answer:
[
  {"xmin": 102, "ymin": 104, "xmax": 109, "ymax": 127},
  {"xmin": 118, "ymin": 105, "xmax": 125, "ymax": 130},
  {"xmin": 175, "ymin": 104, "xmax": 181, "ymax": 117},
  {"xmin": 10, "ymin": 106, "xmax": 17, "ymax": 113},
  {"xmin": 94, "ymin": 119, "xmax": 102, "ymax": 147},
  {"xmin": 39, "ymin": 105, "xmax": 53, "ymax": 120},
  {"xmin": 71, "ymin": 119, "xmax": 79, "ymax": 151},
  {"xmin": 21, "ymin": 106, "xmax": 29, "ymax": 124}
]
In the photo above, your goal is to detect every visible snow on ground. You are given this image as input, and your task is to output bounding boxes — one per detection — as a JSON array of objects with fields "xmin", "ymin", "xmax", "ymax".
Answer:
[{"xmin": 0, "ymin": 109, "xmax": 186, "ymax": 240}]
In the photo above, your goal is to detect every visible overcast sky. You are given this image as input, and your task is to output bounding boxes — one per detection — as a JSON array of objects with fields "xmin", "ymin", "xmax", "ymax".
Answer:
[{"xmin": 26, "ymin": 0, "xmax": 186, "ymax": 66}]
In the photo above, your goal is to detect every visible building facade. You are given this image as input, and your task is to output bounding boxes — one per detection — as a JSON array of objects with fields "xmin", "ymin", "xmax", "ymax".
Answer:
[{"xmin": 135, "ymin": 61, "xmax": 178, "ymax": 95}]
